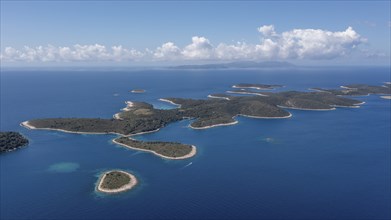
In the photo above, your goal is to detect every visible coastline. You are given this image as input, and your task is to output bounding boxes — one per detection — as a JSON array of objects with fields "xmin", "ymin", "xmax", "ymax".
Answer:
[
  {"xmin": 20, "ymin": 121, "xmax": 161, "ymax": 137},
  {"xmin": 226, "ymin": 91, "xmax": 268, "ymax": 96},
  {"xmin": 96, "ymin": 170, "xmax": 138, "ymax": 194},
  {"xmin": 189, "ymin": 120, "xmax": 239, "ymax": 129},
  {"xmin": 189, "ymin": 112, "xmax": 292, "ymax": 129},
  {"xmin": 232, "ymin": 85, "xmax": 273, "ymax": 90},
  {"xmin": 207, "ymin": 95, "xmax": 230, "ymax": 100},
  {"xmin": 277, "ymin": 105, "xmax": 336, "ymax": 111},
  {"xmin": 159, "ymin": 98, "xmax": 181, "ymax": 107},
  {"xmin": 113, "ymin": 101, "xmax": 134, "ymax": 120},
  {"xmin": 238, "ymin": 112, "xmax": 292, "ymax": 119},
  {"xmin": 112, "ymin": 138, "xmax": 196, "ymax": 160}
]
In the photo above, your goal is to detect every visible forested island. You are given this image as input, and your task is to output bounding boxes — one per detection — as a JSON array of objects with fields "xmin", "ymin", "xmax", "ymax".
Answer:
[
  {"xmin": 0, "ymin": 132, "xmax": 29, "ymax": 153},
  {"xmin": 96, "ymin": 170, "xmax": 137, "ymax": 193},
  {"xmin": 21, "ymin": 82, "xmax": 390, "ymax": 157},
  {"xmin": 113, "ymin": 137, "xmax": 196, "ymax": 159}
]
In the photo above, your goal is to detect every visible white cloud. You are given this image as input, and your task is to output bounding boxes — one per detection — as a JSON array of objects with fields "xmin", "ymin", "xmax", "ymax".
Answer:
[
  {"xmin": 153, "ymin": 42, "xmax": 181, "ymax": 59},
  {"xmin": 257, "ymin": 25, "xmax": 278, "ymax": 37},
  {"xmin": 1, "ymin": 25, "xmax": 371, "ymax": 63},
  {"xmin": 182, "ymin": 36, "xmax": 214, "ymax": 59}
]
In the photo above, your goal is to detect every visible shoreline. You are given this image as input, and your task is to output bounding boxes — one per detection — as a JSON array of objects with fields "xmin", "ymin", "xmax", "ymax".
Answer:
[
  {"xmin": 277, "ymin": 105, "xmax": 336, "ymax": 111},
  {"xmin": 20, "ymin": 121, "xmax": 161, "ymax": 137},
  {"xmin": 113, "ymin": 101, "xmax": 134, "ymax": 120},
  {"xmin": 189, "ymin": 120, "xmax": 238, "ymax": 129},
  {"xmin": 308, "ymin": 88, "xmax": 331, "ymax": 93},
  {"xmin": 159, "ymin": 98, "xmax": 181, "ymax": 107},
  {"xmin": 226, "ymin": 91, "xmax": 268, "ymax": 96},
  {"xmin": 238, "ymin": 113, "xmax": 292, "ymax": 119},
  {"xmin": 207, "ymin": 95, "xmax": 230, "ymax": 100},
  {"xmin": 112, "ymin": 138, "xmax": 196, "ymax": 160},
  {"xmin": 96, "ymin": 170, "xmax": 138, "ymax": 194},
  {"xmin": 232, "ymin": 85, "xmax": 274, "ymax": 90},
  {"xmin": 189, "ymin": 112, "xmax": 292, "ymax": 129}
]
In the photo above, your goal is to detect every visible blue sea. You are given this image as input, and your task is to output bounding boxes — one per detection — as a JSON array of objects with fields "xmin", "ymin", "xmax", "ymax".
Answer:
[{"xmin": 1, "ymin": 67, "xmax": 390, "ymax": 219}]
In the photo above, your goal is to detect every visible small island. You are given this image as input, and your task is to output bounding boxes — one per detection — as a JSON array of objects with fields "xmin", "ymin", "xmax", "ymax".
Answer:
[
  {"xmin": 96, "ymin": 170, "xmax": 137, "ymax": 194},
  {"xmin": 113, "ymin": 137, "xmax": 196, "ymax": 159},
  {"xmin": 130, "ymin": 89, "xmax": 146, "ymax": 93},
  {"xmin": 0, "ymin": 132, "xmax": 29, "ymax": 153},
  {"xmin": 232, "ymin": 83, "xmax": 283, "ymax": 90}
]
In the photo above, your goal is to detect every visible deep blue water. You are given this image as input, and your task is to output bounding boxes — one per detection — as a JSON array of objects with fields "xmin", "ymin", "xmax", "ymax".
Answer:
[{"xmin": 1, "ymin": 67, "xmax": 390, "ymax": 219}]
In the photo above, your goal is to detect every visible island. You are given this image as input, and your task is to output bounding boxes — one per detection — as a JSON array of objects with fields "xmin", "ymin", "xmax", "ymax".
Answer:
[
  {"xmin": 226, "ymin": 89, "xmax": 269, "ymax": 96},
  {"xmin": 311, "ymin": 82, "xmax": 391, "ymax": 97},
  {"xmin": 130, "ymin": 89, "xmax": 146, "ymax": 93},
  {"xmin": 20, "ymin": 83, "xmax": 390, "ymax": 156},
  {"xmin": 232, "ymin": 83, "xmax": 283, "ymax": 90},
  {"xmin": 0, "ymin": 132, "xmax": 29, "ymax": 153},
  {"xmin": 96, "ymin": 170, "xmax": 137, "ymax": 194},
  {"xmin": 113, "ymin": 137, "xmax": 196, "ymax": 159}
]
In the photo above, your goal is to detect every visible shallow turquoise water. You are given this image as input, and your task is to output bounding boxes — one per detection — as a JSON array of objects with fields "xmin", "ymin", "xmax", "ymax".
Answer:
[{"xmin": 1, "ymin": 67, "xmax": 390, "ymax": 219}]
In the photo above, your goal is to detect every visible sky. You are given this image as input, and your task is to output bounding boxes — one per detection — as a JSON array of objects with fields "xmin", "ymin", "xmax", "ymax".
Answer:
[{"xmin": 1, "ymin": 1, "xmax": 390, "ymax": 66}]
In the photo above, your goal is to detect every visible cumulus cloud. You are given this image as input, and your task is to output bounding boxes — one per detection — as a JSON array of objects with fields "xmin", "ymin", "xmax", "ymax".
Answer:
[
  {"xmin": 1, "ymin": 25, "xmax": 370, "ymax": 63},
  {"xmin": 182, "ymin": 36, "xmax": 214, "ymax": 59}
]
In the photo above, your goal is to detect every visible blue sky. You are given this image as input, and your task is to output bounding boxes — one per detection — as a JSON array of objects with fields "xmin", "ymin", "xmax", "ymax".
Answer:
[{"xmin": 1, "ymin": 1, "xmax": 390, "ymax": 66}]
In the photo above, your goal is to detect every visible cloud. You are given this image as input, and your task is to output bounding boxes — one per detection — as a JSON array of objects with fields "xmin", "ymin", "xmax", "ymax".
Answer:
[
  {"xmin": 257, "ymin": 25, "xmax": 278, "ymax": 37},
  {"xmin": 153, "ymin": 42, "xmax": 181, "ymax": 60},
  {"xmin": 182, "ymin": 36, "xmax": 214, "ymax": 59},
  {"xmin": 1, "ymin": 25, "xmax": 370, "ymax": 63}
]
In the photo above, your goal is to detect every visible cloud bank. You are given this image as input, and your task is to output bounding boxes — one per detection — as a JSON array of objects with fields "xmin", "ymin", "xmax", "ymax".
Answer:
[{"xmin": 1, "ymin": 25, "xmax": 368, "ymax": 63}]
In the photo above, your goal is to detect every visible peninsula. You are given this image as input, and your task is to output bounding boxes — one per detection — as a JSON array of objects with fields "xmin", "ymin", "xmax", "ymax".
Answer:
[
  {"xmin": 0, "ymin": 132, "xmax": 29, "ymax": 153},
  {"xmin": 96, "ymin": 170, "xmax": 137, "ymax": 193}
]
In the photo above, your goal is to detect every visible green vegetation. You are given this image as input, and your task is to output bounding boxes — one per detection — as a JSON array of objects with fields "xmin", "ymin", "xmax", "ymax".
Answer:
[
  {"xmin": 233, "ymin": 83, "xmax": 283, "ymax": 90},
  {"xmin": 312, "ymin": 83, "xmax": 391, "ymax": 96},
  {"xmin": 0, "ymin": 132, "xmax": 29, "ymax": 153},
  {"xmin": 100, "ymin": 171, "xmax": 131, "ymax": 190},
  {"xmin": 114, "ymin": 137, "xmax": 193, "ymax": 158},
  {"xmin": 25, "ymin": 83, "xmax": 381, "ymax": 135}
]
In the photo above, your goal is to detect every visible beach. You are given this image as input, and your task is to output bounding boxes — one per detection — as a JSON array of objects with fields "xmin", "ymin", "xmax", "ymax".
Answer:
[
  {"xmin": 20, "ymin": 121, "xmax": 160, "ymax": 137},
  {"xmin": 159, "ymin": 98, "xmax": 181, "ymax": 107},
  {"xmin": 232, "ymin": 85, "xmax": 272, "ymax": 90},
  {"xmin": 189, "ymin": 120, "xmax": 239, "ymax": 129},
  {"xmin": 112, "ymin": 138, "xmax": 196, "ymax": 160},
  {"xmin": 226, "ymin": 91, "xmax": 268, "ymax": 96},
  {"xmin": 207, "ymin": 95, "xmax": 230, "ymax": 100},
  {"xmin": 96, "ymin": 170, "xmax": 138, "ymax": 194}
]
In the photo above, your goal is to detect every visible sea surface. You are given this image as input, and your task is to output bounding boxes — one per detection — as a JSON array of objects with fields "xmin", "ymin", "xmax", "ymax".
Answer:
[{"xmin": 1, "ymin": 67, "xmax": 390, "ymax": 219}]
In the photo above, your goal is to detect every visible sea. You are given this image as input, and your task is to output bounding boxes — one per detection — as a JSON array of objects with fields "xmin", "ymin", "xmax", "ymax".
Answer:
[{"xmin": 1, "ymin": 67, "xmax": 390, "ymax": 219}]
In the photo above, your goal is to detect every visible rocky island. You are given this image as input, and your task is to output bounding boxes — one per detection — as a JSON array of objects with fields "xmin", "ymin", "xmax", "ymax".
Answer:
[
  {"xmin": 96, "ymin": 170, "xmax": 137, "ymax": 194},
  {"xmin": 0, "ymin": 132, "xmax": 29, "ymax": 153}
]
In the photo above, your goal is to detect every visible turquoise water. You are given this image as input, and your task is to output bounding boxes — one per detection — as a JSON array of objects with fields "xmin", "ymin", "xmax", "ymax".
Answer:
[{"xmin": 1, "ymin": 67, "xmax": 390, "ymax": 219}]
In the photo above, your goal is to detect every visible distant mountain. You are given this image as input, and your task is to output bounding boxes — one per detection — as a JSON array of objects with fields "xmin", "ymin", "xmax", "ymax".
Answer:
[{"xmin": 171, "ymin": 61, "xmax": 295, "ymax": 69}]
